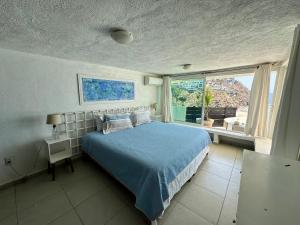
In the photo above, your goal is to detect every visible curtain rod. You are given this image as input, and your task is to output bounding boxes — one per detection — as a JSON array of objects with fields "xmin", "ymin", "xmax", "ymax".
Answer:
[{"xmin": 167, "ymin": 62, "xmax": 280, "ymax": 78}]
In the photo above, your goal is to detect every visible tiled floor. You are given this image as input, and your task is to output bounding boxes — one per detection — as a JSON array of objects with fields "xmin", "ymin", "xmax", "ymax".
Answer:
[{"xmin": 0, "ymin": 144, "xmax": 242, "ymax": 225}]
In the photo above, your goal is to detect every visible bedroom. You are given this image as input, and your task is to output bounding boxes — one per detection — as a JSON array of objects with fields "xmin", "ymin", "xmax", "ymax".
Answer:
[{"xmin": 0, "ymin": 1, "xmax": 300, "ymax": 225}]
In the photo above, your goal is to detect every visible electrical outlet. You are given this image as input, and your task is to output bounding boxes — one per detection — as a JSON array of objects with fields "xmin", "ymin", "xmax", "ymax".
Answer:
[{"xmin": 4, "ymin": 158, "xmax": 12, "ymax": 165}]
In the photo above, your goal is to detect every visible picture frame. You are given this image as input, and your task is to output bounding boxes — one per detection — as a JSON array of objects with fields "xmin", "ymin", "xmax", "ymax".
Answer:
[{"xmin": 77, "ymin": 74, "xmax": 136, "ymax": 105}]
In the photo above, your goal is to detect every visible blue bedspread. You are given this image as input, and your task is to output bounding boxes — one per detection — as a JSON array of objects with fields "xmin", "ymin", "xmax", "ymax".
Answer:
[{"xmin": 81, "ymin": 122, "xmax": 211, "ymax": 220}]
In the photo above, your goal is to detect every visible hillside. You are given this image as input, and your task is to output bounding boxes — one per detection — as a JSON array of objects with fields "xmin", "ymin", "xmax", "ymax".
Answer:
[{"xmin": 206, "ymin": 78, "xmax": 250, "ymax": 108}]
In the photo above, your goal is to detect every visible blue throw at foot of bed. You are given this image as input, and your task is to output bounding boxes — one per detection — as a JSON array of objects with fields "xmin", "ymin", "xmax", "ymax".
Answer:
[{"xmin": 81, "ymin": 121, "xmax": 211, "ymax": 221}]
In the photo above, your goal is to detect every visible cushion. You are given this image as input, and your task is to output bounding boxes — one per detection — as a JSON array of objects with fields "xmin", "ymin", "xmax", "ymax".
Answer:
[
  {"xmin": 131, "ymin": 111, "xmax": 151, "ymax": 126},
  {"xmin": 95, "ymin": 114, "xmax": 104, "ymax": 131},
  {"xmin": 104, "ymin": 113, "xmax": 131, "ymax": 121},
  {"xmin": 102, "ymin": 113, "xmax": 133, "ymax": 134},
  {"xmin": 102, "ymin": 118, "xmax": 133, "ymax": 134}
]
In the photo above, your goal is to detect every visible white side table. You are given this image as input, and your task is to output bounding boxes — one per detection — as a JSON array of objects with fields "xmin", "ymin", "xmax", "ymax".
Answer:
[{"xmin": 44, "ymin": 136, "xmax": 74, "ymax": 180}]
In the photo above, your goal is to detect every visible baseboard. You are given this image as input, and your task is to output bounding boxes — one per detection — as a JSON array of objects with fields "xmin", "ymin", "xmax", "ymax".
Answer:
[{"xmin": 0, "ymin": 153, "xmax": 82, "ymax": 190}]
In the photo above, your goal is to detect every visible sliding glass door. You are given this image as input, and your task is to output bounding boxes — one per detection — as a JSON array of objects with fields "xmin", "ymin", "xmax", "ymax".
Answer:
[{"xmin": 171, "ymin": 78, "xmax": 205, "ymax": 125}]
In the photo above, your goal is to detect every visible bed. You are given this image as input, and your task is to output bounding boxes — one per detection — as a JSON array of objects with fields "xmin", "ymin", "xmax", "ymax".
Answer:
[{"xmin": 81, "ymin": 121, "xmax": 211, "ymax": 224}]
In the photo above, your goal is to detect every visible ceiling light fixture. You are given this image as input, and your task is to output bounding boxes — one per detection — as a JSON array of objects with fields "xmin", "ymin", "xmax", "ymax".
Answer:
[
  {"xmin": 183, "ymin": 64, "xmax": 192, "ymax": 70},
  {"xmin": 110, "ymin": 29, "xmax": 133, "ymax": 44}
]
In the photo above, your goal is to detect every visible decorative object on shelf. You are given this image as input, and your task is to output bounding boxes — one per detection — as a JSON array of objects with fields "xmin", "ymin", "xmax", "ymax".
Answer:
[
  {"xmin": 203, "ymin": 88, "xmax": 214, "ymax": 127},
  {"xmin": 110, "ymin": 29, "xmax": 133, "ymax": 44},
  {"xmin": 77, "ymin": 74, "xmax": 135, "ymax": 105},
  {"xmin": 47, "ymin": 114, "xmax": 62, "ymax": 139}
]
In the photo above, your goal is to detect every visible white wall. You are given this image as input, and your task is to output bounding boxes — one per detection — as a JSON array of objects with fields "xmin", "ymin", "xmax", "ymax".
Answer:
[{"xmin": 0, "ymin": 48, "xmax": 158, "ymax": 185}]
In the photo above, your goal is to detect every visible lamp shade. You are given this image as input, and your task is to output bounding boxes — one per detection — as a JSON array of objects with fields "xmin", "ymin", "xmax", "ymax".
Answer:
[{"xmin": 46, "ymin": 114, "xmax": 62, "ymax": 125}]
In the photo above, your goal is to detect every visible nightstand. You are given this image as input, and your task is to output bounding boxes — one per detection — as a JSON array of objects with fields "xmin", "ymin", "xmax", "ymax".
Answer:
[{"xmin": 44, "ymin": 136, "xmax": 74, "ymax": 180}]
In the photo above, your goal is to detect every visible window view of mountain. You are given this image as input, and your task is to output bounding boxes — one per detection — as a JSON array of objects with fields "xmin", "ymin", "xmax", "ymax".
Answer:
[{"xmin": 206, "ymin": 78, "xmax": 250, "ymax": 108}]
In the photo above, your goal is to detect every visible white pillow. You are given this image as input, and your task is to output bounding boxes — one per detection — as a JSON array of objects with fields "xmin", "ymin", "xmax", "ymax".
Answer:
[
  {"xmin": 131, "ymin": 111, "xmax": 151, "ymax": 126},
  {"xmin": 95, "ymin": 114, "xmax": 104, "ymax": 131},
  {"xmin": 102, "ymin": 118, "xmax": 133, "ymax": 134}
]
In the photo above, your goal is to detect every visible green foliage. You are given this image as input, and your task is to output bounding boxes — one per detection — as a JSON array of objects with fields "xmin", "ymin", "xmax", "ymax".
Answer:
[
  {"xmin": 204, "ymin": 88, "xmax": 213, "ymax": 107},
  {"xmin": 171, "ymin": 85, "xmax": 203, "ymax": 107},
  {"xmin": 204, "ymin": 88, "xmax": 214, "ymax": 119}
]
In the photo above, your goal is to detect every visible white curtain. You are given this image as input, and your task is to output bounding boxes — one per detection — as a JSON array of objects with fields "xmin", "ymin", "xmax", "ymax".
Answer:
[
  {"xmin": 271, "ymin": 25, "xmax": 300, "ymax": 160},
  {"xmin": 267, "ymin": 66, "xmax": 287, "ymax": 138},
  {"xmin": 245, "ymin": 64, "xmax": 271, "ymax": 137},
  {"xmin": 162, "ymin": 76, "xmax": 173, "ymax": 122}
]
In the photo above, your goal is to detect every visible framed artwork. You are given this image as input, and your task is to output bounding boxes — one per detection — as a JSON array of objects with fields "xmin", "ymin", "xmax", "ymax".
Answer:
[{"xmin": 77, "ymin": 74, "xmax": 135, "ymax": 105}]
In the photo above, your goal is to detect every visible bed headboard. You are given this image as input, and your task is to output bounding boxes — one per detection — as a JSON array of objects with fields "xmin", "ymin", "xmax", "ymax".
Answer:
[{"xmin": 57, "ymin": 106, "xmax": 150, "ymax": 155}]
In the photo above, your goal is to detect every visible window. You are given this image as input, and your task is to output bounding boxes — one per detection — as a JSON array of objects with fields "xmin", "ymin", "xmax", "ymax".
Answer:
[
  {"xmin": 170, "ymin": 71, "xmax": 278, "ymax": 135},
  {"xmin": 171, "ymin": 79, "xmax": 205, "ymax": 124},
  {"xmin": 267, "ymin": 71, "xmax": 277, "ymax": 126},
  {"xmin": 205, "ymin": 75, "xmax": 254, "ymax": 132}
]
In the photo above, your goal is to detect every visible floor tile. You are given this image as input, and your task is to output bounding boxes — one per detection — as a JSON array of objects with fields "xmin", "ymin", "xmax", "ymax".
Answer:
[
  {"xmin": 230, "ymin": 169, "xmax": 241, "ymax": 185},
  {"xmin": 16, "ymin": 175, "xmax": 62, "ymax": 211},
  {"xmin": 55, "ymin": 160, "xmax": 102, "ymax": 186},
  {"xmin": 0, "ymin": 144, "xmax": 244, "ymax": 225},
  {"xmin": 18, "ymin": 191, "xmax": 72, "ymax": 225},
  {"xmin": 201, "ymin": 160, "xmax": 233, "ymax": 180},
  {"xmin": 233, "ymin": 160, "xmax": 242, "ymax": 170},
  {"xmin": 193, "ymin": 170, "xmax": 229, "ymax": 197},
  {"xmin": 106, "ymin": 206, "xmax": 147, "ymax": 225},
  {"xmin": 176, "ymin": 183, "xmax": 223, "ymax": 224},
  {"xmin": 0, "ymin": 187, "xmax": 16, "ymax": 221},
  {"xmin": 208, "ymin": 145, "xmax": 238, "ymax": 166},
  {"xmin": 234, "ymin": 150, "xmax": 243, "ymax": 169},
  {"xmin": 163, "ymin": 203, "xmax": 212, "ymax": 225},
  {"xmin": 48, "ymin": 209, "xmax": 82, "ymax": 225},
  {"xmin": 61, "ymin": 173, "xmax": 107, "ymax": 206},
  {"xmin": 227, "ymin": 181, "xmax": 239, "ymax": 198},
  {"xmin": 218, "ymin": 194, "xmax": 238, "ymax": 225},
  {"xmin": 158, "ymin": 199, "xmax": 178, "ymax": 225},
  {"xmin": 75, "ymin": 187, "xmax": 126, "ymax": 225}
]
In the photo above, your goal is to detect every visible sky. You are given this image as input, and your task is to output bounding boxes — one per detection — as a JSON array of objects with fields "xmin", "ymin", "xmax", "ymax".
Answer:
[{"xmin": 236, "ymin": 71, "xmax": 277, "ymax": 93}]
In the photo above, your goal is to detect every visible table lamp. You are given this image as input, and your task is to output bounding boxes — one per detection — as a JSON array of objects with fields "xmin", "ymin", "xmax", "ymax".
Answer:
[{"xmin": 47, "ymin": 114, "xmax": 62, "ymax": 139}]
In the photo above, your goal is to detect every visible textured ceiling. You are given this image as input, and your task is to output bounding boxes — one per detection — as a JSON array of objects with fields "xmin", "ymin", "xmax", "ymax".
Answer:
[{"xmin": 0, "ymin": 0, "xmax": 299, "ymax": 74}]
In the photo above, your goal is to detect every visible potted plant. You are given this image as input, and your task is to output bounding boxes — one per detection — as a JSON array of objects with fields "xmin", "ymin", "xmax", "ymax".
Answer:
[{"xmin": 203, "ymin": 88, "xmax": 214, "ymax": 127}]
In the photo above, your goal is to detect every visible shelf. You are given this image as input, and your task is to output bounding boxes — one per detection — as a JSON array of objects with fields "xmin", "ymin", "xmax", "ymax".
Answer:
[
  {"xmin": 45, "ymin": 137, "xmax": 70, "ymax": 145},
  {"xmin": 49, "ymin": 149, "xmax": 72, "ymax": 163}
]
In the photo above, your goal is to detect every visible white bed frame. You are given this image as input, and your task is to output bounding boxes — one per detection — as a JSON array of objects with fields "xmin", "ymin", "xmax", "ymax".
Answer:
[{"xmin": 58, "ymin": 105, "xmax": 209, "ymax": 225}]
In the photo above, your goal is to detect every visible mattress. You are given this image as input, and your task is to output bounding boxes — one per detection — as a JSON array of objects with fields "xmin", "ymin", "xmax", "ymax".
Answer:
[{"xmin": 81, "ymin": 121, "xmax": 211, "ymax": 220}]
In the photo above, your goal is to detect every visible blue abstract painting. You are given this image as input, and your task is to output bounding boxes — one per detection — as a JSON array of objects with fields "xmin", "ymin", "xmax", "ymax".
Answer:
[{"xmin": 81, "ymin": 78, "xmax": 135, "ymax": 102}]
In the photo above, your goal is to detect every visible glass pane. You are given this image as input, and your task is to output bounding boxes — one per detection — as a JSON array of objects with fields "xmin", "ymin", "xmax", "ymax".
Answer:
[
  {"xmin": 205, "ymin": 75, "xmax": 254, "ymax": 132},
  {"xmin": 269, "ymin": 71, "xmax": 277, "ymax": 106},
  {"xmin": 171, "ymin": 79, "xmax": 205, "ymax": 124},
  {"xmin": 267, "ymin": 71, "xmax": 277, "ymax": 126}
]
